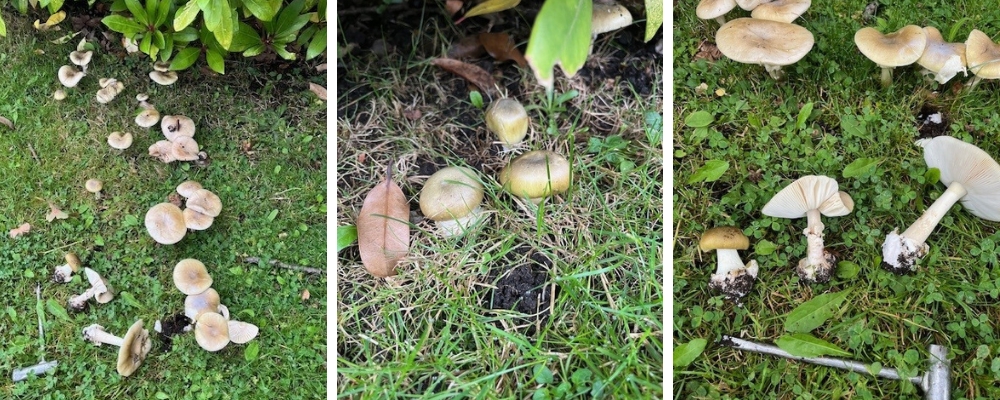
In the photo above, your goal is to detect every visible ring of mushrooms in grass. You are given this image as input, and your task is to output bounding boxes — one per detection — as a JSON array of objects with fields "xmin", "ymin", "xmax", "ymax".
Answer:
[
  {"xmin": 499, "ymin": 150, "xmax": 571, "ymax": 204},
  {"xmin": 82, "ymin": 320, "xmax": 152, "ymax": 376},
  {"xmin": 854, "ymin": 25, "xmax": 927, "ymax": 87},
  {"xmin": 701, "ymin": 226, "xmax": 759, "ymax": 301},
  {"xmin": 485, "ymin": 98, "xmax": 529, "ymax": 150},
  {"xmin": 420, "ymin": 166, "xmax": 485, "ymax": 237},
  {"xmin": 882, "ymin": 136, "xmax": 1000, "ymax": 274},
  {"xmin": 715, "ymin": 18, "xmax": 815, "ymax": 80},
  {"xmin": 762, "ymin": 175, "xmax": 854, "ymax": 284}
]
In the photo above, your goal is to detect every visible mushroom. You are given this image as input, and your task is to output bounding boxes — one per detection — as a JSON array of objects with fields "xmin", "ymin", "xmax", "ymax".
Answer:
[
  {"xmin": 882, "ymin": 136, "xmax": 1000, "ymax": 274},
  {"xmin": 161, "ymin": 115, "xmax": 196, "ymax": 141},
  {"xmin": 750, "ymin": 0, "xmax": 811, "ymax": 23},
  {"xmin": 185, "ymin": 288, "xmax": 221, "ymax": 320},
  {"xmin": 51, "ymin": 252, "xmax": 82, "ymax": 283},
  {"xmin": 176, "ymin": 180, "xmax": 203, "ymax": 198},
  {"xmin": 186, "ymin": 189, "xmax": 222, "ymax": 217},
  {"xmin": 108, "ymin": 132, "xmax": 134, "ymax": 150},
  {"xmin": 173, "ymin": 259, "xmax": 213, "ymax": 295},
  {"xmin": 148, "ymin": 140, "xmax": 177, "ymax": 163},
  {"xmin": 149, "ymin": 63, "xmax": 178, "ymax": 86},
  {"xmin": 227, "ymin": 320, "xmax": 259, "ymax": 344},
  {"xmin": 135, "ymin": 94, "xmax": 161, "ymax": 128},
  {"xmin": 53, "ymin": 89, "xmax": 67, "ymax": 101},
  {"xmin": 499, "ymin": 150, "xmax": 571, "ymax": 204},
  {"xmin": 183, "ymin": 208, "xmax": 214, "ymax": 230},
  {"xmin": 761, "ymin": 176, "xmax": 854, "ymax": 283},
  {"xmin": 195, "ymin": 312, "xmax": 230, "ymax": 352},
  {"xmin": 85, "ymin": 179, "xmax": 103, "ymax": 198},
  {"xmin": 700, "ymin": 226, "xmax": 759, "ymax": 301},
  {"xmin": 96, "ymin": 78, "xmax": 125, "ymax": 104},
  {"xmin": 145, "ymin": 202, "xmax": 187, "ymax": 244},
  {"xmin": 485, "ymin": 98, "xmax": 529, "ymax": 150},
  {"xmin": 58, "ymin": 65, "xmax": 85, "ymax": 88},
  {"xmin": 696, "ymin": 0, "xmax": 736, "ymax": 25},
  {"xmin": 854, "ymin": 25, "xmax": 927, "ymax": 87},
  {"xmin": 964, "ymin": 29, "xmax": 1000, "ymax": 90},
  {"xmin": 715, "ymin": 18, "xmax": 815, "ymax": 80},
  {"xmin": 591, "ymin": 2, "xmax": 633, "ymax": 36},
  {"xmin": 67, "ymin": 268, "xmax": 114, "ymax": 311},
  {"xmin": 735, "ymin": 0, "xmax": 766, "ymax": 10},
  {"xmin": 171, "ymin": 137, "xmax": 201, "ymax": 161},
  {"xmin": 81, "ymin": 320, "xmax": 152, "ymax": 376},
  {"xmin": 69, "ymin": 49, "xmax": 92, "ymax": 72},
  {"xmin": 419, "ymin": 166, "xmax": 485, "ymax": 237},
  {"xmin": 916, "ymin": 26, "xmax": 967, "ymax": 84}
]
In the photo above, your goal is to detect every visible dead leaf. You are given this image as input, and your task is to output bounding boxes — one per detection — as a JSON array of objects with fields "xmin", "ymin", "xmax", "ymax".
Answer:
[
  {"xmin": 9, "ymin": 223, "xmax": 30, "ymax": 238},
  {"xmin": 315, "ymin": 63, "xmax": 327, "ymax": 72},
  {"xmin": 308, "ymin": 83, "xmax": 327, "ymax": 101},
  {"xmin": 693, "ymin": 40, "xmax": 722, "ymax": 62},
  {"xmin": 479, "ymin": 32, "xmax": 526, "ymax": 67},
  {"xmin": 431, "ymin": 58, "xmax": 496, "ymax": 94},
  {"xmin": 356, "ymin": 165, "xmax": 410, "ymax": 278},
  {"xmin": 46, "ymin": 202, "xmax": 68, "ymax": 222},
  {"xmin": 0, "ymin": 116, "xmax": 13, "ymax": 130},
  {"xmin": 446, "ymin": 0, "xmax": 463, "ymax": 16},
  {"xmin": 448, "ymin": 35, "xmax": 486, "ymax": 59},
  {"xmin": 456, "ymin": 0, "xmax": 520, "ymax": 24},
  {"xmin": 34, "ymin": 11, "xmax": 66, "ymax": 31}
]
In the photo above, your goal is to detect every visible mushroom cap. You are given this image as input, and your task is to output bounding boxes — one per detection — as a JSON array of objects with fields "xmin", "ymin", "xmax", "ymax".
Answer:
[
  {"xmin": 696, "ymin": 0, "xmax": 737, "ymax": 21},
  {"xmin": 750, "ymin": 0, "xmax": 811, "ymax": 23},
  {"xmin": 173, "ymin": 258, "xmax": 213, "ymax": 295},
  {"xmin": 965, "ymin": 29, "xmax": 1000, "ymax": 79},
  {"xmin": 716, "ymin": 18, "xmax": 814, "ymax": 67},
  {"xmin": 144, "ymin": 202, "xmax": 187, "ymax": 244},
  {"xmin": 176, "ymin": 180, "xmax": 203, "ymax": 198},
  {"xmin": 195, "ymin": 312, "xmax": 230, "ymax": 352},
  {"xmin": 183, "ymin": 208, "xmax": 215, "ymax": 230},
  {"xmin": 187, "ymin": 189, "xmax": 222, "ymax": 217},
  {"xmin": 58, "ymin": 65, "xmax": 84, "ymax": 88},
  {"xmin": 819, "ymin": 191, "xmax": 855, "ymax": 216},
  {"xmin": 117, "ymin": 319, "xmax": 151, "ymax": 376},
  {"xmin": 70, "ymin": 50, "xmax": 93, "ymax": 66},
  {"xmin": 136, "ymin": 108, "xmax": 161, "ymax": 128},
  {"xmin": 152, "ymin": 61, "xmax": 171, "ymax": 73},
  {"xmin": 761, "ymin": 175, "xmax": 848, "ymax": 218},
  {"xmin": 227, "ymin": 320, "xmax": 260, "ymax": 344},
  {"xmin": 735, "ymin": 0, "xmax": 765, "ymax": 10},
  {"xmin": 65, "ymin": 252, "xmax": 81, "ymax": 270},
  {"xmin": 185, "ymin": 288, "xmax": 221, "ymax": 320},
  {"xmin": 148, "ymin": 140, "xmax": 177, "ymax": 162},
  {"xmin": 170, "ymin": 137, "xmax": 200, "ymax": 161},
  {"xmin": 96, "ymin": 87, "xmax": 118, "ymax": 104},
  {"xmin": 499, "ymin": 150, "xmax": 572, "ymax": 200},
  {"xmin": 916, "ymin": 26, "xmax": 967, "ymax": 84},
  {"xmin": 419, "ymin": 167, "xmax": 485, "ymax": 221},
  {"xmin": 84, "ymin": 267, "xmax": 114, "ymax": 303},
  {"xmin": 108, "ymin": 132, "xmax": 134, "ymax": 150},
  {"xmin": 919, "ymin": 136, "xmax": 1000, "ymax": 221},
  {"xmin": 136, "ymin": 93, "xmax": 149, "ymax": 102},
  {"xmin": 53, "ymin": 89, "xmax": 67, "ymax": 100},
  {"xmin": 149, "ymin": 70, "xmax": 178, "ymax": 85},
  {"xmin": 699, "ymin": 226, "xmax": 750, "ymax": 251},
  {"xmin": 591, "ymin": 2, "xmax": 632, "ymax": 35},
  {"xmin": 854, "ymin": 25, "xmax": 927, "ymax": 67},
  {"xmin": 161, "ymin": 115, "xmax": 196, "ymax": 141},
  {"xmin": 85, "ymin": 179, "xmax": 103, "ymax": 193},
  {"xmin": 485, "ymin": 98, "xmax": 529, "ymax": 146}
]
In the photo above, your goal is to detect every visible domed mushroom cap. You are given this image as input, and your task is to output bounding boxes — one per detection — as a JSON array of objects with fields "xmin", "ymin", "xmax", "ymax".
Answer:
[
  {"xmin": 58, "ymin": 65, "xmax": 85, "ymax": 87},
  {"xmin": 135, "ymin": 108, "xmax": 161, "ymax": 128},
  {"xmin": 762, "ymin": 175, "xmax": 846, "ymax": 218},
  {"xmin": 419, "ymin": 167, "xmax": 484, "ymax": 221},
  {"xmin": 965, "ymin": 29, "xmax": 1000, "ymax": 79},
  {"xmin": 183, "ymin": 208, "xmax": 214, "ymax": 230},
  {"xmin": 149, "ymin": 70, "xmax": 178, "ymax": 85},
  {"xmin": 750, "ymin": 0, "xmax": 811, "ymax": 23},
  {"xmin": 185, "ymin": 288, "xmax": 221, "ymax": 320},
  {"xmin": 919, "ymin": 136, "xmax": 1000, "ymax": 221},
  {"xmin": 170, "ymin": 137, "xmax": 200, "ymax": 161},
  {"xmin": 108, "ymin": 132, "xmax": 133, "ymax": 150},
  {"xmin": 173, "ymin": 258, "xmax": 212, "ymax": 295},
  {"xmin": 854, "ymin": 25, "xmax": 927, "ymax": 67},
  {"xmin": 195, "ymin": 312, "xmax": 230, "ymax": 352},
  {"xmin": 591, "ymin": 2, "xmax": 632, "ymax": 35},
  {"xmin": 144, "ymin": 202, "xmax": 186, "ymax": 244},
  {"xmin": 227, "ymin": 320, "xmax": 259, "ymax": 344},
  {"xmin": 499, "ymin": 150, "xmax": 571, "ymax": 201},
  {"xmin": 696, "ymin": 0, "xmax": 737, "ymax": 21},
  {"xmin": 716, "ymin": 18, "xmax": 814, "ymax": 67},
  {"xmin": 53, "ymin": 89, "xmax": 67, "ymax": 100},
  {"xmin": 485, "ymin": 98, "xmax": 529, "ymax": 146},
  {"xmin": 187, "ymin": 189, "xmax": 222, "ymax": 217},
  {"xmin": 699, "ymin": 226, "xmax": 749, "ymax": 251},
  {"xmin": 161, "ymin": 115, "xmax": 196, "ymax": 141},
  {"xmin": 117, "ymin": 320, "xmax": 151, "ymax": 376},
  {"xmin": 70, "ymin": 50, "xmax": 93, "ymax": 67},
  {"xmin": 85, "ymin": 179, "xmax": 103, "ymax": 193},
  {"xmin": 735, "ymin": 0, "xmax": 765, "ymax": 10},
  {"xmin": 917, "ymin": 27, "xmax": 967, "ymax": 84},
  {"xmin": 176, "ymin": 181, "xmax": 203, "ymax": 198}
]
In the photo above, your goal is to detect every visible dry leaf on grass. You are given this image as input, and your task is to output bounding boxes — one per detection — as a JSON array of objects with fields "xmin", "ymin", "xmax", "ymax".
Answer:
[
  {"xmin": 46, "ymin": 202, "xmax": 68, "ymax": 222},
  {"xmin": 9, "ymin": 223, "xmax": 30, "ymax": 238},
  {"xmin": 308, "ymin": 83, "xmax": 327, "ymax": 100},
  {"xmin": 693, "ymin": 40, "xmax": 722, "ymax": 62},
  {"xmin": 356, "ymin": 165, "xmax": 410, "ymax": 278},
  {"xmin": 0, "ymin": 116, "xmax": 13, "ymax": 130},
  {"xmin": 479, "ymin": 33, "xmax": 527, "ymax": 67},
  {"xmin": 456, "ymin": 0, "xmax": 520, "ymax": 23},
  {"xmin": 431, "ymin": 58, "xmax": 496, "ymax": 95}
]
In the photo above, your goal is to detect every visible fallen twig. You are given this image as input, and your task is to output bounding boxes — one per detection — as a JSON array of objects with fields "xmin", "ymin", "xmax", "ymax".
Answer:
[{"xmin": 242, "ymin": 257, "xmax": 325, "ymax": 274}]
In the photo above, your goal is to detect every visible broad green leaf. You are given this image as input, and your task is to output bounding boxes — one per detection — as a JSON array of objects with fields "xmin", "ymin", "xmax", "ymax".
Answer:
[
  {"xmin": 274, "ymin": 0, "xmax": 306, "ymax": 36},
  {"xmin": 160, "ymin": 33, "xmax": 174, "ymax": 61},
  {"xmin": 533, "ymin": 364, "xmax": 554, "ymax": 384},
  {"xmin": 120, "ymin": 291, "xmax": 142, "ymax": 308},
  {"xmin": 686, "ymin": 160, "xmax": 729, "ymax": 184},
  {"xmin": 524, "ymin": 0, "xmax": 591, "ymax": 91},
  {"xmin": 796, "ymin": 102, "xmax": 814, "ymax": 130},
  {"xmin": 15, "ymin": 0, "xmax": 28, "ymax": 13},
  {"xmin": 784, "ymin": 289, "xmax": 852, "ymax": 333},
  {"xmin": 274, "ymin": 44, "xmax": 296, "ymax": 60},
  {"xmin": 684, "ymin": 110, "xmax": 714, "ymax": 128},
  {"xmin": 275, "ymin": 14, "xmax": 312, "ymax": 41},
  {"xmin": 45, "ymin": 298, "xmax": 70, "ymax": 322},
  {"xmin": 153, "ymin": 30, "xmax": 165, "ymax": 49},
  {"xmin": 169, "ymin": 47, "xmax": 200, "ymax": 70},
  {"xmin": 458, "ymin": 0, "xmax": 520, "ymax": 23},
  {"xmin": 206, "ymin": 49, "xmax": 225, "ymax": 73},
  {"xmin": 836, "ymin": 261, "xmax": 861, "ymax": 279},
  {"xmin": 48, "ymin": 0, "xmax": 63, "ymax": 13},
  {"xmin": 306, "ymin": 26, "xmax": 327, "ymax": 60},
  {"xmin": 204, "ymin": 0, "xmax": 235, "ymax": 49},
  {"xmin": 840, "ymin": 115, "xmax": 866, "ymax": 137},
  {"xmin": 140, "ymin": 33, "xmax": 152, "ymax": 54},
  {"xmin": 102, "ymin": 15, "xmax": 145, "ymax": 36},
  {"xmin": 843, "ymin": 157, "xmax": 880, "ymax": 178},
  {"xmin": 673, "ymin": 338, "xmax": 707, "ymax": 367},
  {"xmin": 154, "ymin": 0, "xmax": 171, "ymax": 27},
  {"xmin": 775, "ymin": 333, "xmax": 852, "ymax": 358},
  {"xmin": 174, "ymin": 0, "xmax": 200, "ymax": 31},
  {"xmin": 338, "ymin": 225, "xmax": 358, "ymax": 253},
  {"xmin": 925, "ymin": 168, "xmax": 941, "ymax": 186},
  {"xmin": 644, "ymin": 0, "xmax": 661, "ymax": 42},
  {"xmin": 755, "ymin": 239, "xmax": 777, "ymax": 256},
  {"xmin": 244, "ymin": 0, "xmax": 281, "ymax": 21},
  {"xmin": 0, "ymin": 16, "xmax": 6, "ymax": 37},
  {"xmin": 144, "ymin": 0, "xmax": 158, "ymax": 23},
  {"xmin": 230, "ymin": 22, "xmax": 262, "ymax": 52},
  {"xmin": 124, "ymin": 0, "xmax": 148, "ymax": 26},
  {"xmin": 243, "ymin": 44, "xmax": 266, "ymax": 57},
  {"xmin": 174, "ymin": 26, "xmax": 199, "ymax": 42},
  {"xmin": 244, "ymin": 341, "xmax": 260, "ymax": 361}
]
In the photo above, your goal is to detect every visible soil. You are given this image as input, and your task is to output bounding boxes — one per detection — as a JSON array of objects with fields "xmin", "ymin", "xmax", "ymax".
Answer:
[
  {"xmin": 916, "ymin": 103, "xmax": 949, "ymax": 139},
  {"xmin": 156, "ymin": 312, "xmax": 192, "ymax": 352},
  {"xmin": 479, "ymin": 245, "xmax": 556, "ymax": 335}
]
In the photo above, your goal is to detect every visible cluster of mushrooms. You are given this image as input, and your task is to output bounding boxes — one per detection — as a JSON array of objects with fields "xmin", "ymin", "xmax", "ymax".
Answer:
[
  {"xmin": 417, "ymin": 97, "xmax": 571, "ymax": 238},
  {"xmin": 172, "ymin": 259, "xmax": 259, "ymax": 352},
  {"xmin": 145, "ymin": 181, "xmax": 223, "ymax": 245},
  {"xmin": 49, "ymin": 253, "xmax": 115, "ymax": 311},
  {"xmin": 702, "ymin": 136, "xmax": 1000, "ymax": 301},
  {"xmin": 854, "ymin": 25, "xmax": 1000, "ymax": 88},
  {"xmin": 148, "ymin": 114, "xmax": 204, "ymax": 163}
]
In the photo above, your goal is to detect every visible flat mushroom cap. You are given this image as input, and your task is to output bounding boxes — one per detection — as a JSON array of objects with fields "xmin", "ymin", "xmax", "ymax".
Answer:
[
  {"xmin": 108, "ymin": 132, "xmax": 133, "ymax": 150},
  {"xmin": 161, "ymin": 115, "xmax": 196, "ymax": 141},
  {"xmin": 148, "ymin": 140, "xmax": 177, "ymax": 162},
  {"xmin": 58, "ymin": 65, "xmax": 84, "ymax": 87},
  {"xmin": 591, "ymin": 3, "xmax": 632, "ymax": 35},
  {"xmin": 750, "ymin": 0, "xmax": 811, "ymax": 23},
  {"xmin": 419, "ymin": 167, "xmax": 484, "ymax": 221},
  {"xmin": 117, "ymin": 320, "xmax": 151, "ymax": 376},
  {"xmin": 699, "ymin": 226, "xmax": 749, "ymax": 251},
  {"xmin": 145, "ymin": 202, "xmax": 187, "ymax": 244},
  {"xmin": 185, "ymin": 288, "xmax": 221, "ymax": 320},
  {"xmin": 917, "ymin": 26, "xmax": 967, "ymax": 84},
  {"xmin": 919, "ymin": 136, "xmax": 1000, "ymax": 221},
  {"xmin": 85, "ymin": 179, "xmax": 103, "ymax": 193},
  {"xmin": 227, "ymin": 320, "xmax": 260, "ymax": 344},
  {"xmin": 170, "ymin": 137, "xmax": 200, "ymax": 161},
  {"xmin": 195, "ymin": 312, "xmax": 231, "ymax": 352},
  {"xmin": 187, "ymin": 189, "xmax": 222, "ymax": 217},
  {"xmin": 965, "ymin": 29, "xmax": 1000, "ymax": 79},
  {"xmin": 761, "ymin": 175, "xmax": 843, "ymax": 218},
  {"xmin": 735, "ymin": 0, "xmax": 765, "ymax": 10},
  {"xmin": 854, "ymin": 25, "xmax": 927, "ymax": 67},
  {"xmin": 176, "ymin": 181, "xmax": 203, "ymax": 198},
  {"xmin": 70, "ymin": 51, "xmax": 93, "ymax": 66},
  {"xmin": 184, "ymin": 208, "xmax": 214, "ymax": 230},
  {"xmin": 696, "ymin": 0, "xmax": 737, "ymax": 21},
  {"xmin": 149, "ymin": 70, "xmax": 178, "ymax": 85},
  {"xmin": 499, "ymin": 150, "xmax": 571, "ymax": 199},
  {"xmin": 716, "ymin": 18, "xmax": 815, "ymax": 66},
  {"xmin": 173, "ymin": 259, "xmax": 213, "ymax": 295}
]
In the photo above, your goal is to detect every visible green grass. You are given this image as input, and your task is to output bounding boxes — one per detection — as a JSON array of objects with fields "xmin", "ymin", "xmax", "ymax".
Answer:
[
  {"xmin": 674, "ymin": 2, "xmax": 1000, "ymax": 399},
  {"xmin": 336, "ymin": 6, "xmax": 663, "ymax": 398},
  {"xmin": 0, "ymin": 14, "xmax": 327, "ymax": 399}
]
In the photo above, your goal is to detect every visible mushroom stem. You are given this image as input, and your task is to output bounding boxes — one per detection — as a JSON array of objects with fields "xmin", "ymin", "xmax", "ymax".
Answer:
[
  {"xmin": 715, "ymin": 249, "xmax": 746, "ymax": 274},
  {"xmin": 764, "ymin": 64, "xmax": 785, "ymax": 80},
  {"xmin": 715, "ymin": 16, "xmax": 727, "ymax": 25},
  {"xmin": 967, "ymin": 75, "xmax": 983, "ymax": 90},
  {"xmin": 435, "ymin": 206, "xmax": 483, "ymax": 237},
  {"xmin": 82, "ymin": 325, "xmax": 125, "ymax": 347},
  {"xmin": 68, "ymin": 287, "xmax": 98, "ymax": 311},
  {"xmin": 901, "ymin": 181, "xmax": 968, "ymax": 245},
  {"xmin": 880, "ymin": 66, "xmax": 893, "ymax": 87},
  {"xmin": 52, "ymin": 264, "xmax": 74, "ymax": 283}
]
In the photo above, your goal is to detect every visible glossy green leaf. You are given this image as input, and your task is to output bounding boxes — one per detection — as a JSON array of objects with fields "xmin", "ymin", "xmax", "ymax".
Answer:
[
  {"xmin": 796, "ymin": 101, "xmax": 813, "ymax": 130},
  {"xmin": 124, "ymin": 0, "xmax": 148, "ymax": 26},
  {"xmin": 687, "ymin": 160, "xmax": 729, "ymax": 184},
  {"xmin": 48, "ymin": 0, "xmax": 64, "ymax": 13},
  {"xmin": 206, "ymin": 49, "xmax": 225, "ymax": 73},
  {"xmin": 784, "ymin": 289, "xmax": 852, "ymax": 333},
  {"xmin": 755, "ymin": 239, "xmax": 777, "ymax": 256},
  {"xmin": 925, "ymin": 168, "xmax": 941, "ymax": 186},
  {"xmin": 524, "ymin": 0, "xmax": 591, "ymax": 91},
  {"xmin": 155, "ymin": 0, "xmax": 171, "ymax": 27},
  {"xmin": 458, "ymin": 0, "xmax": 520, "ymax": 22},
  {"xmin": 140, "ymin": 33, "xmax": 152, "ymax": 54},
  {"xmin": 836, "ymin": 261, "xmax": 860, "ymax": 279},
  {"xmin": 274, "ymin": 0, "xmax": 306, "ymax": 37},
  {"xmin": 0, "ymin": 16, "xmax": 6, "ymax": 37},
  {"xmin": 306, "ymin": 26, "xmax": 327, "ymax": 60},
  {"xmin": 673, "ymin": 338, "xmax": 707, "ymax": 367},
  {"xmin": 170, "ymin": 47, "xmax": 200, "ymax": 70},
  {"xmin": 204, "ymin": 0, "xmax": 235, "ymax": 49},
  {"xmin": 231, "ymin": 22, "xmax": 262, "ymax": 52},
  {"xmin": 45, "ymin": 299, "xmax": 70, "ymax": 322},
  {"xmin": 174, "ymin": 0, "xmax": 200, "ymax": 31},
  {"xmin": 160, "ymin": 33, "xmax": 174, "ymax": 61},
  {"xmin": 153, "ymin": 30, "xmax": 165, "ymax": 49},
  {"xmin": 843, "ymin": 157, "xmax": 880, "ymax": 178},
  {"xmin": 243, "ymin": 44, "xmax": 266, "ymax": 57},
  {"xmin": 244, "ymin": 0, "xmax": 281, "ymax": 21},
  {"xmin": 644, "ymin": 0, "xmax": 661, "ymax": 42},
  {"xmin": 684, "ymin": 110, "xmax": 714, "ymax": 128},
  {"xmin": 775, "ymin": 333, "xmax": 852, "ymax": 358},
  {"xmin": 274, "ymin": 44, "xmax": 296, "ymax": 60},
  {"xmin": 120, "ymin": 291, "xmax": 142, "ymax": 308},
  {"xmin": 145, "ymin": 0, "xmax": 158, "ymax": 23},
  {"xmin": 337, "ymin": 225, "xmax": 357, "ymax": 253},
  {"xmin": 102, "ymin": 15, "xmax": 145, "ymax": 36},
  {"xmin": 174, "ymin": 26, "xmax": 199, "ymax": 42}
]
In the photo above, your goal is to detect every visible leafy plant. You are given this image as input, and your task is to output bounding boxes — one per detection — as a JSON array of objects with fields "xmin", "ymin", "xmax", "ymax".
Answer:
[
  {"xmin": 1, "ymin": 0, "xmax": 70, "ymax": 37},
  {"xmin": 231, "ymin": 0, "xmax": 317, "ymax": 61},
  {"xmin": 587, "ymin": 135, "xmax": 635, "ymax": 173}
]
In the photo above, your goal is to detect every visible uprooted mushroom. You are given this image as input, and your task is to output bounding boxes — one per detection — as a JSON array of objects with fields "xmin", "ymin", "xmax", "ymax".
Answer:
[
  {"xmin": 82, "ymin": 320, "xmax": 152, "ymax": 376},
  {"xmin": 67, "ymin": 267, "xmax": 114, "ymax": 311},
  {"xmin": 701, "ymin": 226, "xmax": 759, "ymax": 301},
  {"xmin": 51, "ymin": 252, "xmax": 82, "ymax": 283}
]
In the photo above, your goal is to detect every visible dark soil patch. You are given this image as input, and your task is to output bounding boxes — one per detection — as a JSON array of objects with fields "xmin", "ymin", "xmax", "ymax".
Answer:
[
  {"xmin": 479, "ymin": 245, "xmax": 556, "ymax": 335},
  {"xmin": 157, "ymin": 312, "xmax": 192, "ymax": 352},
  {"xmin": 916, "ymin": 104, "xmax": 948, "ymax": 139}
]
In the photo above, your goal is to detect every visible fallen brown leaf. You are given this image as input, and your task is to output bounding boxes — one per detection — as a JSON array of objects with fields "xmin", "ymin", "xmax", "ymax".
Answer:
[
  {"xmin": 0, "ymin": 116, "xmax": 13, "ymax": 130},
  {"xmin": 479, "ymin": 32, "xmax": 526, "ymax": 67},
  {"xmin": 693, "ymin": 40, "xmax": 722, "ymax": 63},
  {"xmin": 308, "ymin": 83, "xmax": 327, "ymax": 100},
  {"xmin": 448, "ymin": 35, "xmax": 486, "ymax": 59},
  {"xmin": 315, "ymin": 63, "xmax": 327, "ymax": 72},
  {"xmin": 431, "ymin": 58, "xmax": 496, "ymax": 94},
  {"xmin": 46, "ymin": 202, "xmax": 68, "ymax": 222},
  {"xmin": 9, "ymin": 223, "xmax": 30, "ymax": 238},
  {"xmin": 356, "ymin": 165, "xmax": 410, "ymax": 278}
]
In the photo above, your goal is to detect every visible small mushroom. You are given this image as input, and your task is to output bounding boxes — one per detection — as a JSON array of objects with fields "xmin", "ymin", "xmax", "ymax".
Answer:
[
  {"xmin": 161, "ymin": 115, "xmax": 196, "ymax": 141},
  {"xmin": 85, "ymin": 179, "xmax": 103, "ymax": 198},
  {"xmin": 916, "ymin": 26, "xmax": 967, "ymax": 84},
  {"xmin": 696, "ymin": 0, "xmax": 736, "ymax": 25},
  {"xmin": 67, "ymin": 268, "xmax": 113, "ymax": 311},
  {"xmin": 186, "ymin": 189, "xmax": 222, "ymax": 217},
  {"xmin": 173, "ymin": 258, "xmax": 213, "ymax": 295},
  {"xmin": 149, "ymin": 64, "xmax": 178, "ymax": 85},
  {"xmin": 499, "ymin": 150, "xmax": 571, "ymax": 204},
  {"xmin": 148, "ymin": 140, "xmax": 177, "ymax": 163},
  {"xmin": 145, "ymin": 202, "xmax": 187, "ymax": 244},
  {"xmin": 170, "ymin": 137, "xmax": 201, "ymax": 161},
  {"xmin": 715, "ymin": 18, "xmax": 815, "ymax": 80},
  {"xmin": 53, "ymin": 89, "xmax": 67, "ymax": 100},
  {"xmin": 419, "ymin": 166, "xmax": 485, "ymax": 237},
  {"xmin": 135, "ymin": 94, "xmax": 161, "ymax": 128},
  {"xmin": 700, "ymin": 226, "xmax": 759, "ymax": 301},
  {"xmin": 195, "ymin": 312, "xmax": 230, "ymax": 352},
  {"xmin": 108, "ymin": 132, "xmax": 134, "ymax": 150},
  {"xmin": 185, "ymin": 288, "xmax": 221, "ymax": 320},
  {"xmin": 51, "ymin": 252, "xmax": 82, "ymax": 283},
  {"xmin": 591, "ymin": 2, "xmax": 632, "ymax": 35},
  {"xmin": 81, "ymin": 321, "xmax": 152, "ymax": 376},
  {"xmin": 964, "ymin": 29, "xmax": 1000, "ymax": 90},
  {"xmin": 58, "ymin": 65, "xmax": 85, "ymax": 88},
  {"xmin": 854, "ymin": 25, "xmax": 927, "ymax": 87},
  {"xmin": 69, "ymin": 49, "xmax": 93, "ymax": 71},
  {"xmin": 96, "ymin": 78, "xmax": 125, "ymax": 104},
  {"xmin": 750, "ymin": 0, "xmax": 811, "ymax": 23},
  {"xmin": 485, "ymin": 98, "xmax": 529, "ymax": 150}
]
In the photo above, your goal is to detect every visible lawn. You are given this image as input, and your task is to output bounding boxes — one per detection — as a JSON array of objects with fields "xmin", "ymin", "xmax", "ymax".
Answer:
[
  {"xmin": 336, "ymin": 0, "xmax": 664, "ymax": 397},
  {"xmin": 674, "ymin": 1, "xmax": 1000, "ymax": 399},
  {"xmin": 0, "ymin": 10, "xmax": 327, "ymax": 399}
]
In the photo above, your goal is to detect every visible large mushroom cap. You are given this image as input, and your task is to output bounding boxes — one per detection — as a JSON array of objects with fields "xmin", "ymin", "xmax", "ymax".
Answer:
[
  {"xmin": 919, "ymin": 136, "xmax": 1000, "ymax": 221},
  {"xmin": 173, "ymin": 258, "xmax": 213, "ymax": 295},
  {"xmin": 187, "ymin": 189, "xmax": 222, "ymax": 217},
  {"xmin": 499, "ymin": 150, "xmax": 571, "ymax": 201},
  {"xmin": 716, "ymin": 18, "xmax": 814, "ymax": 67},
  {"xmin": 185, "ymin": 288, "xmax": 221, "ymax": 320},
  {"xmin": 170, "ymin": 137, "xmax": 200, "ymax": 161},
  {"xmin": 58, "ymin": 65, "xmax": 85, "ymax": 87},
  {"xmin": 195, "ymin": 312, "xmax": 230, "ymax": 352},
  {"xmin": 965, "ymin": 29, "xmax": 1000, "ymax": 79},
  {"xmin": 145, "ymin": 203, "xmax": 186, "ymax": 244},
  {"xmin": 699, "ymin": 226, "xmax": 749, "ymax": 251},
  {"xmin": 735, "ymin": 0, "xmax": 765, "ymax": 10},
  {"xmin": 750, "ymin": 0, "xmax": 811, "ymax": 23},
  {"xmin": 696, "ymin": 0, "xmax": 737, "ymax": 21},
  {"xmin": 917, "ymin": 26, "xmax": 967, "ymax": 84},
  {"xmin": 591, "ymin": 2, "xmax": 632, "ymax": 35},
  {"xmin": 176, "ymin": 181, "xmax": 203, "ymax": 198},
  {"xmin": 148, "ymin": 140, "xmax": 177, "ymax": 163},
  {"xmin": 419, "ymin": 167, "xmax": 484, "ymax": 221},
  {"xmin": 117, "ymin": 320, "xmax": 151, "ymax": 376},
  {"xmin": 854, "ymin": 25, "xmax": 927, "ymax": 67},
  {"xmin": 227, "ymin": 320, "xmax": 260, "ymax": 344},
  {"xmin": 761, "ymin": 175, "xmax": 844, "ymax": 218}
]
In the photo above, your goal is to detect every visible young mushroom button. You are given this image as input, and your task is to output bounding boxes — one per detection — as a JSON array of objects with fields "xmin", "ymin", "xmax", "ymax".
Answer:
[
  {"xmin": 419, "ymin": 166, "xmax": 485, "ymax": 237},
  {"xmin": 485, "ymin": 98, "xmax": 529, "ymax": 150},
  {"xmin": 700, "ymin": 226, "xmax": 759, "ymax": 301},
  {"xmin": 854, "ymin": 25, "xmax": 927, "ymax": 87},
  {"xmin": 715, "ymin": 18, "xmax": 815, "ymax": 80},
  {"xmin": 499, "ymin": 150, "xmax": 571, "ymax": 204}
]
